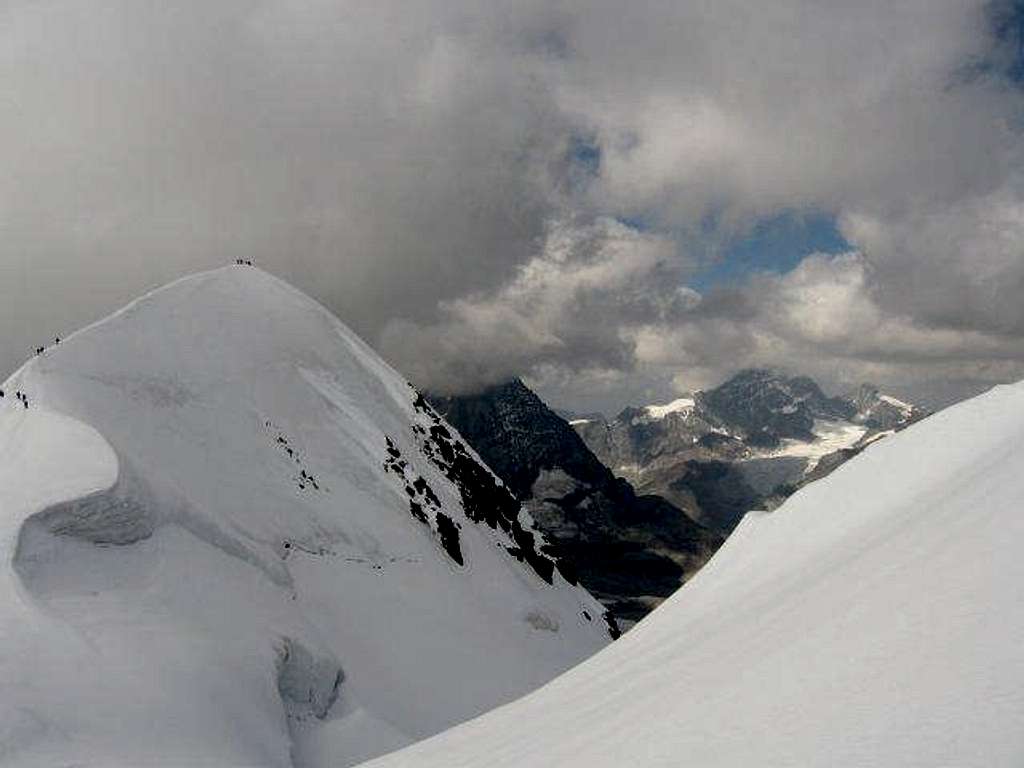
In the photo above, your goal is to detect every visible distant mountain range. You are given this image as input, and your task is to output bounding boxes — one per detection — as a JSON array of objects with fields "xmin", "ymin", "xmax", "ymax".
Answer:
[
  {"xmin": 571, "ymin": 369, "xmax": 926, "ymax": 533},
  {"xmin": 432, "ymin": 370, "xmax": 924, "ymax": 624}
]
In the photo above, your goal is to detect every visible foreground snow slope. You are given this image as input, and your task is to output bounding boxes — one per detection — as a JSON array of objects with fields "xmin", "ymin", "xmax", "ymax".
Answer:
[
  {"xmin": 0, "ymin": 266, "xmax": 610, "ymax": 767},
  {"xmin": 367, "ymin": 381, "xmax": 1024, "ymax": 767}
]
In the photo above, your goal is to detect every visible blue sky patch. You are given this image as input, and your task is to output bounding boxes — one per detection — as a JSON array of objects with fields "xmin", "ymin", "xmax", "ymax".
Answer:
[{"xmin": 689, "ymin": 211, "xmax": 849, "ymax": 291}]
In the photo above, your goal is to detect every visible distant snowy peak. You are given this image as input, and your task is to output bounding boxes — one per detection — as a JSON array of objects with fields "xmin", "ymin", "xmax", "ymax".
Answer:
[
  {"xmin": 607, "ymin": 369, "xmax": 861, "ymax": 446},
  {"xmin": 699, "ymin": 369, "xmax": 856, "ymax": 444},
  {"xmin": 0, "ymin": 266, "xmax": 611, "ymax": 768},
  {"xmin": 623, "ymin": 371, "xmax": 923, "ymax": 443},
  {"xmin": 572, "ymin": 369, "xmax": 927, "ymax": 534}
]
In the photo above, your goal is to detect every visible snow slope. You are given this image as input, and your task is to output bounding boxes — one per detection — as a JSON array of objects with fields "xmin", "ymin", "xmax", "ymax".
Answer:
[
  {"xmin": 366, "ymin": 381, "xmax": 1024, "ymax": 767},
  {"xmin": 0, "ymin": 266, "xmax": 611, "ymax": 767}
]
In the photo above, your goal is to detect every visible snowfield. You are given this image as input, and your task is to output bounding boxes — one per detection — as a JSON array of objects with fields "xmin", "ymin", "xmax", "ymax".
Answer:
[
  {"xmin": 642, "ymin": 396, "xmax": 696, "ymax": 420},
  {"xmin": 756, "ymin": 418, "xmax": 868, "ymax": 473},
  {"xmin": 0, "ymin": 266, "xmax": 611, "ymax": 767},
  {"xmin": 366, "ymin": 381, "xmax": 1024, "ymax": 767}
]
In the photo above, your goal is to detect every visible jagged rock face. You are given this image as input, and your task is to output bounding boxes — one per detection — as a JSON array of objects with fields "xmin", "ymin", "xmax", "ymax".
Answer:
[
  {"xmin": 430, "ymin": 380, "xmax": 611, "ymax": 498},
  {"xmin": 572, "ymin": 369, "xmax": 927, "ymax": 535},
  {"xmin": 700, "ymin": 370, "xmax": 855, "ymax": 446},
  {"xmin": 430, "ymin": 380, "xmax": 721, "ymax": 624}
]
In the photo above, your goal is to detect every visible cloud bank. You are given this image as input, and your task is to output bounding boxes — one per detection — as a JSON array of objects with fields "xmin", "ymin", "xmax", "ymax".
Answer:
[{"xmin": 1, "ymin": 1, "xmax": 1022, "ymax": 410}]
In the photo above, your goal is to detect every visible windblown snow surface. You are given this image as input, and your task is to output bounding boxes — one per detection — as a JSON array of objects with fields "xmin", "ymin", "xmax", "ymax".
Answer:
[
  {"xmin": 367, "ymin": 381, "xmax": 1024, "ymax": 767},
  {"xmin": 0, "ymin": 266, "xmax": 611, "ymax": 768}
]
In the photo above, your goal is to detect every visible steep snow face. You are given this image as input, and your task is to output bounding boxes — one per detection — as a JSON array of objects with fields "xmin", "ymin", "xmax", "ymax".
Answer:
[
  {"xmin": 367, "ymin": 381, "xmax": 1024, "ymax": 768},
  {"xmin": 0, "ymin": 267, "xmax": 610, "ymax": 767}
]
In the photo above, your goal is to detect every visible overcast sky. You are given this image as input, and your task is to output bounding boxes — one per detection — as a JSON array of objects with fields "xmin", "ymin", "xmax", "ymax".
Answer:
[{"xmin": 2, "ymin": 1, "xmax": 1023, "ymax": 414}]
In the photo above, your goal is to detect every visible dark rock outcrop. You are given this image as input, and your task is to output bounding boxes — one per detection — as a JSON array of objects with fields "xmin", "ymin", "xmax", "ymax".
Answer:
[{"xmin": 430, "ymin": 380, "xmax": 721, "ymax": 623}]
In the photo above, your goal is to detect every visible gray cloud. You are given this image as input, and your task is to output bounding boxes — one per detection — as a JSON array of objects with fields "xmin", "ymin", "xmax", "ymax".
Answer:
[
  {"xmin": 1, "ymin": 1, "xmax": 1022, "ymax": 413},
  {"xmin": 381, "ymin": 217, "xmax": 697, "ymax": 392},
  {"xmin": 0, "ymin": 0, "xmax": 569, "ymax": 365}
]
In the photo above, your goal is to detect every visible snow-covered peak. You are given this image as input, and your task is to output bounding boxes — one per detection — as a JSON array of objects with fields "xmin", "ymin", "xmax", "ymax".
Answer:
[
  {"xmin": 0, "ymin": 265, "xmax": 610, "ymax": 767},
  {"xmin": 367, "ymin": 380, "xmax": 1024, "ymax": 767}
]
